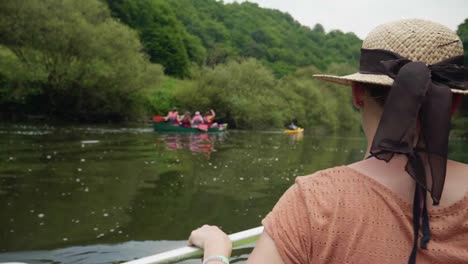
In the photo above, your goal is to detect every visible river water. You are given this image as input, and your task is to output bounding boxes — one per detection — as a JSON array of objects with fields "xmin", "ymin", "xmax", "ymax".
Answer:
[{"xmin": 0, "ymin": 125, "xmax": 466, "ymax": 263}]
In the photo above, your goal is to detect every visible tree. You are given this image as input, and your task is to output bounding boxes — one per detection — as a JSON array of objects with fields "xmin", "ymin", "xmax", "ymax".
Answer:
[
  {"xmin": 107, "ymin": 0, "xmax": 192, "ymax": 78},
  {"xmin": 456, "ymin": 19, "xmax": 468, "ymax": 68},
  {"xmin": 0, "ymin": 0, "xmax": 163, "ymax": 120},
  {"xmin": 313, "ymin": 23, "xmax": 325, "ymax": 34},
  {"xmin": 456, "ymin": 19, "xmax": 468, "ymax": 116}
]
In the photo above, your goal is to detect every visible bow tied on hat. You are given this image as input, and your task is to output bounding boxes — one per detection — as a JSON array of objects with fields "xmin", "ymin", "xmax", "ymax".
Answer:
[
  {"xmin": 361, "ymin": 48, "xmax": 464, "ymax": 264},
  {"xmin": 361, "ymin": 48, "xmax": 465, "ymax": 205}
]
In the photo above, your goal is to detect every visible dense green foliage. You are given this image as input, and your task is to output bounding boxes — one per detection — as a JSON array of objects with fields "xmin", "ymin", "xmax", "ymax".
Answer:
[
  {"xmin": 0, "ymin": 0, "xmax": 163, "ymax": 121},
  {"xmin": 453, "ymin": 19, "xmax": 468, "ymax": 136},
  {"xmin": 175, "ymin": 59, "xmax": 283, "ymax": 128},
  {"xmin": 172, "ymin": 59, "xmax": 359, "ymax": 130},
  {"xmin": 457, "ymin": 19, "xmax": 468, "ymax": 67},
  {"xmin": 0, "ymin": 0, "xmax": 466, "ymax": 132},
  {"xmin": 107, "ymin": 0, "xmax": 201, "ymax": 78},
  {"xmin": 107, "ymin": 0, "xmax": 362, "ymax": 77}
]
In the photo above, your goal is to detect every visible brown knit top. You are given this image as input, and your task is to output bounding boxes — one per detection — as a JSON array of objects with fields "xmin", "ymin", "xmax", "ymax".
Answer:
[{"xmin": 262, "ymin": 166, "xmax": 468, "ymax": 264}]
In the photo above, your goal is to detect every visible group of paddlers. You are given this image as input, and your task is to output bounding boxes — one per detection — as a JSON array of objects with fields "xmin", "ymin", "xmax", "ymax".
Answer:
[{"xmin": 161, "ymin": 108, "xmax": 218, "ymax": 128}]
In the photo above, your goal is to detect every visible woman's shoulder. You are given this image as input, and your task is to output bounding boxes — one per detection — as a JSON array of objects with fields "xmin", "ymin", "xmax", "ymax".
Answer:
[
  {"xmin": 295, "ymin": 165, "xmax": 372, "ymax": 190},
  {"xmin": 347, "ymin": 158, "xmax": 468, "ymax": 208},
  {"xmin": 293, "ymin": 166, "xmax": 382, "ymax": 204},
  {"xmin": 447, "ymin": 159, "xmax": 468, "ymax": 174},
  {"xmin": 295, "ymin": 165, "xmax": 420, "ymax": 209}
]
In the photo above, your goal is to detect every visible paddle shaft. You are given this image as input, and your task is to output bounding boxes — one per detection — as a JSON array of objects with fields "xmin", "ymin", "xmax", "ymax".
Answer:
[{"xmin": 123, "ymin": 226, "xmax": 264, "ymax": 264}]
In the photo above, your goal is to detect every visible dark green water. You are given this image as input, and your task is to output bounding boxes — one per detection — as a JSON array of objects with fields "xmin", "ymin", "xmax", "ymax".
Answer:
[{"xmin": 0, "ymin": 125, "xmax": 466, "ymax": 264}]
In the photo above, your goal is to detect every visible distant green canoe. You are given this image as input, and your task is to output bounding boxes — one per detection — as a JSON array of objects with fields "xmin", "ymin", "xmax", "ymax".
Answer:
[{"xmin": 153, "ymin": 122, "xmax": 227, "ymax": 133}]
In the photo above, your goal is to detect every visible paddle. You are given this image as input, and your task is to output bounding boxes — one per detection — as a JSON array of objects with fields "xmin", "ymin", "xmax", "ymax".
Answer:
[
  {"xmin": 197, "ymin": 124, "xmax": 209, "ymax": 131},
  {"xmin": 153, "ymin": 115, "xmax": 165, "ymax": 122}
]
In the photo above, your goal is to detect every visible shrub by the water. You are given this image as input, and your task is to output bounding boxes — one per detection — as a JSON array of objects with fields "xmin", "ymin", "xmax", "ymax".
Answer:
[
  {"xmin": 0, "ymin": 0, "xmax": 163, "ymax": 121},
  {"xmin": 172, "ymin": 59, "xmax": 360, "ymax": 131}
]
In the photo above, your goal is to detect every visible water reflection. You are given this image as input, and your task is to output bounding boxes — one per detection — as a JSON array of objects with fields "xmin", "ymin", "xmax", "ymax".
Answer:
[
  {"xmin": 157, "ymin": 133, "xmax": 225, "ymax": 157},
  {"xmin": 0, "ymin": 125, "xmax": 466, "ymax": 264},
  {"xmin": 287, "ymin": 132, "xmax": 304, "ymax": 143}
]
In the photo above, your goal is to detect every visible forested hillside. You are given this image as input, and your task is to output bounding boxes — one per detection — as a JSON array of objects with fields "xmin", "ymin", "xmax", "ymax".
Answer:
[
  {"xmin": 0, "ymin": 0, "xmax": 466, "ymax": 133},
  {"xmin": 106, "ymin": 0, "xmax": 362, "ymax": 77}
]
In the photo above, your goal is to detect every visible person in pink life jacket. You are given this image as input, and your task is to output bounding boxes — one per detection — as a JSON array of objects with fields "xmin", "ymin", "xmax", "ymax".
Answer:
[
  {"xmin": 204, "ymin": 109, "xmax": 218, "ymax": 128},
  {"xmin": 165, "ymin": 107, "xmax": 179, "ymax": 126},
  {"xmin": 191, "ymin": 111, "xmax": 204, "ymax": 128},
  {"xmin": 179, "ymin": 111, "xmax": 192, "ymax": 128}
]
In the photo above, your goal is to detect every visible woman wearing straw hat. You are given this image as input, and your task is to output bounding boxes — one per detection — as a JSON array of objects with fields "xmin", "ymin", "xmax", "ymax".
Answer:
[{"xmin": 188, "ymin": 19, "xmax": 468, "ymax": 264}]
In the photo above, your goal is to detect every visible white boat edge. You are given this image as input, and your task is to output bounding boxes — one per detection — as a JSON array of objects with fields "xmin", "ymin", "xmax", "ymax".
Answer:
[{"xmin": 123, "ymin": 226, "xmax": 264, "ymax": 264}]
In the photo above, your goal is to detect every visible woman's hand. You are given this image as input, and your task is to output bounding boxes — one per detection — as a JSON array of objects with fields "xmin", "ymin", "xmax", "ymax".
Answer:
[{"xmin": 188, "ymin": 225, "xmax": 232, "ymax": 259}]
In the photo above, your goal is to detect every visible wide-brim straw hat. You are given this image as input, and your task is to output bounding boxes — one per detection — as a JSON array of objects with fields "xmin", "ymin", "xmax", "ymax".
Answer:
[{"xmin": 313, "ymin": 19, "xmax": 467, "ymax": 95}]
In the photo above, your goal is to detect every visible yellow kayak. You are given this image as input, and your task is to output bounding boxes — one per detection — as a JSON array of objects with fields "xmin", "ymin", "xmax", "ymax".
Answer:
[{"xmin": 283, "ymin": 128, "xmax": 304, "ymax": 134}]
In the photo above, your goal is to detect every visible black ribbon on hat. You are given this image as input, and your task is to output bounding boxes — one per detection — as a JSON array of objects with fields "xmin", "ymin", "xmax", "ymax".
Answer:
[{"xmin": 359, "ymin": 48, "xmax": 465, "ymax": 264}]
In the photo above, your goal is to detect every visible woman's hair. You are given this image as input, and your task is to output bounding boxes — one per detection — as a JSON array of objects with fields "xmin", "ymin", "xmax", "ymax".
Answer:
[{"xmin": 361, "ymin": 83, "xmax": 390, "ymax": 107}]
